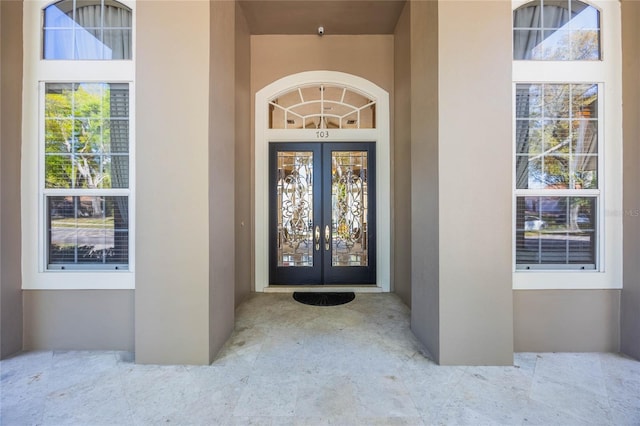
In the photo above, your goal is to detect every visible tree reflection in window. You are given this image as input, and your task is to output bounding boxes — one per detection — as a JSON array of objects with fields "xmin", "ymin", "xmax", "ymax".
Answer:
[{"xmin": 44, "ymin": 82, "xmax": 129, "ymax": 268}]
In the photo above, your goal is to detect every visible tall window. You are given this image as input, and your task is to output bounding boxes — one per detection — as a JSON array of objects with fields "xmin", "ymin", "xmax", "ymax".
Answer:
[
  {"xmin": 44, "ymin": 82, "xmax": 130, "ymax": 269},
  {"xmin": 22, "ymin": 0, "xmax": 134, "ymax": 287},
  {"xmin": 515, "ymin": 83, "xmax": 599, "ymax": 269},
  {"xmin": 513, "ymin": 0, "xmax": 622, "ymax": 284},
  {"xmin": 40, "ymin": 0, "xmax": 132, "ymax": 271}
]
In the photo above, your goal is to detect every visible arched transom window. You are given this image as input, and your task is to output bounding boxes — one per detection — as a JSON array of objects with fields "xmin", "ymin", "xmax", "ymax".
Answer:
[
  {"xmin": 513, "ymin": 0, "xmax": 600, "ymax": 60},
  {"xmin": 269, "ymin": 84, "xmax": 376, "ymax": 129},
  {"xmin": 43, "ymin": 0, "xmax": 132, "ymax": 60}
]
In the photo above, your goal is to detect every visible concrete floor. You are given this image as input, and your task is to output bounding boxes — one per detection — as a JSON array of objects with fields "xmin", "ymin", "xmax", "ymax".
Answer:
[{"xmin": 1, "ymin": 293, "xmax": 639, "ymax": 425}]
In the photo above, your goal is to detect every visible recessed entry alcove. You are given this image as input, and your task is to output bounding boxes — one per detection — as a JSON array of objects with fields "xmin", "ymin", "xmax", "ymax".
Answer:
[{"xmin": 255, "ymin": 71, "xmax": 391, "ymax": 293}]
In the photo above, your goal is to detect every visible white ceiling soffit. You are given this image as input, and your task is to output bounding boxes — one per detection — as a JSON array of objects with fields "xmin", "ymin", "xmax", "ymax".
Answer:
[{"xmin": 238, "ymin": 0, "xmax": 407, "ymax": 35}]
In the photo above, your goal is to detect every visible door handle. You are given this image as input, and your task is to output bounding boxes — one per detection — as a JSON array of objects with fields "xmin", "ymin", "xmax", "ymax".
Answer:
[
  {"xmin": 315, "ymin": 225, "xmax": 320, "ymax": 251},
  {"xmin": 325, "ymin": 225, "xmax": 330, "ymax": 251}
]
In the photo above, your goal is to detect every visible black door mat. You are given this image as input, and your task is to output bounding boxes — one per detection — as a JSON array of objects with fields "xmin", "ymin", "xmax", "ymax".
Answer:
[{"xmin": 293, "ymin": 292, "xmax": 355, "ymax": 306}]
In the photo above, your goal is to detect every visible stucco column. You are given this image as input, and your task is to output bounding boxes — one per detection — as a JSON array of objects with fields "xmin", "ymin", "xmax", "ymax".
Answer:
[
  {"xmin": 410, "ymin": 0, "xmax": 514, "ymax": 365},
  {"xmin": 0, "ymin": 0, "xmax": 24, "ymax": 359},
  {"xmin": 437, "ymin": 0, "xmax": 514, "ymax": 365},
  {"xmin": 621, "ymin": 0, "xmax": 640, "ymax": 361},
  {"xmin": 135, "ymin": 0, "xmax": 211, "ymax": 364}
]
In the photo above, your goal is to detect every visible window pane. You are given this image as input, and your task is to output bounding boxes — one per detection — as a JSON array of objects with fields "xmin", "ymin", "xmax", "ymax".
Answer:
[
  {"xmin": 269, "ymin": 84, "xmax": 376, "ymax": 129},
  {"xmin": 513, "ymin": 0, "xmax": 600, "ymax": 60},
  {"xmin": 544, "ymin": 85, "xmax": 570, "ymax": 118},
  {"xmin": 516, "ymin": 196, "xmax": 596, "ymax": 268},
  {"xmin": 572, "ymin": 155, "xmax": 597, "ymax": 189},
  {"xmin": 541, "ymin": 30, "xmax": 571, "ymax": 60},
  {"xmin": 514, "ymin": 30, "xmax": 543, "ymax": 60},
  {"xmin": 276, "ymin": 151, "xmax": 314, "ymax": 267},
  {"xmin": 572, "ymin": 84, "xmax": 598, "ymax": 118},
  {"xmin": 571, "ymin": 30, "xmax": 600, "ymax": 60},
  {"xmin": 43, "ymin": 29, "xmax": 75, "ymax": 59},
  {"xmin": 543, "ymin": 155, "xmax": 570, "ymax": 186},
  {"xmin": 514, "ymin": 83, "xmax": 598, "ymax": 190},
  {"xmin": 48, "ymin": 196, "xmax": 129, "ymax": 267},
  {"xmin": 45, "ymin": 154, "xmax": 75, "ymax": 188},
  {"xmin": 44, "ymin": 118, "xmax": 73, "ymax": 152},
  {"xmin": 515, "ymin": 85, "xmax": 542, "ymax": 118},
  {"xmin": 75, "ymin": 27, "xmax": 102, "ymax": 60},
  {"xmin": 43, "ymin": 0, "xmax": 132, "ymax": 60},
  {"xmin": 332, "ymin": 151, "xmax": 369, "ymax": 267},
  {"xmin": 102, "ymin": 28, "xmax": 132, "ymax": 60},
  {"xmin": 571, "ymin": 121, "xmax": 598, "ymax": 154},
  {"xmin": 515, "ymin": 120, "xmax": 543, "ymax": 154},
  {"xmin": 44, "ymin": 83, "xmax": 129, "ymax": 189},
  {"xmin": 105, "ymin": 155, "xmax": 129, "ymax": 188},
  {"xmin": 543, "ymin": 119, "xmax": 570, "ymax": 152},
  {"xmin": 44, "ymin": 1, "xmax": 74, "ymax": 28}
]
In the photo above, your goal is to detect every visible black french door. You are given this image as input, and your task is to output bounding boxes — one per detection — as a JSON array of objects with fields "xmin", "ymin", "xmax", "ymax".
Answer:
[{"xmin": 269, "ymin": 142, "xmax": 376, "ymax": 285}]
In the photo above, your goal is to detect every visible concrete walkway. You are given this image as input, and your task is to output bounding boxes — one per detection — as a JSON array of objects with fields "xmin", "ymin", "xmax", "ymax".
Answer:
[{"xmin": 1, "ymin": 293, "xmax": 639, "ymax": 425}]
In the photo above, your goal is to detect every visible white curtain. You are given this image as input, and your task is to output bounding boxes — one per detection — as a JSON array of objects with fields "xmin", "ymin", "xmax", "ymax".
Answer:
[
  {"xmin": 45, "ymin": 1, "xmax": 131, "ymax": 60},
  {"xmin": 75, "ymin": 3, "xmax": 132, "ymax": 60},
  {"xmin": 514, "ymin": 2, "xmax": 571, "ymax": 60},
  {"xmin": 515, "ymin": 86, "xmax": 533, "ymax": 189}
]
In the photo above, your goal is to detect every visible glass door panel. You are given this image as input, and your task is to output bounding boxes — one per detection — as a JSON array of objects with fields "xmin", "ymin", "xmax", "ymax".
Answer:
[
  {"xmin": 323, "ymin": 143, "xmax": 376, "ymax": 284},
  {"xmin": 331, "ymin": 151, "xmax": 369, "ymax": 267},
  {"xmin": 276, "ymin": 151, "xmax": 314, "ymax": 267},
  {"xmin": 270, "ymin": 143, "xmax": 322, "ymax": 285}
]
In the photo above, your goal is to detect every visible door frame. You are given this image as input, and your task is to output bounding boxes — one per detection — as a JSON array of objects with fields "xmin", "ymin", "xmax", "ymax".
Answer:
[{"xmin": 255, "ymin": 71, "xmax": 390, "ymax": 292}]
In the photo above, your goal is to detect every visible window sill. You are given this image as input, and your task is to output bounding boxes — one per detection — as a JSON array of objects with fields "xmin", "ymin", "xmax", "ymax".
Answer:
[{"xmin": 513, "ymin": 269, "xmax": 622, "ymax": 290}]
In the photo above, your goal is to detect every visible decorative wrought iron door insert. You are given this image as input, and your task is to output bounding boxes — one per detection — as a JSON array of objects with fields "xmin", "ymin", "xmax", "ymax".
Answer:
[{"xmin": 269, "ymin": 142, "xmax": 376, "ymax": 285}]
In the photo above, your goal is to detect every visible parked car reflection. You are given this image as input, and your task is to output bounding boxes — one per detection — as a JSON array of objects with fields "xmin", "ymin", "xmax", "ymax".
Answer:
[{"xmin": 524, "ymin": 215, "xmax": 547, "ymax": 231}]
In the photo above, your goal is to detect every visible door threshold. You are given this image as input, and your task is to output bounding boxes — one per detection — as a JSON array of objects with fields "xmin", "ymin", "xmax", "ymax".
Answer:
[{"xmin": 264, "ymin": 285, "xmax": 384, "ymax": 293}]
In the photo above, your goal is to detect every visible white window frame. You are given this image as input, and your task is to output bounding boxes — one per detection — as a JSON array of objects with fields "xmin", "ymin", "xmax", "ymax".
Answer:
[
  {"xmin": 22, "ymin": 0, "xmax": 136, "ymax": 289},
  {"xmin": 512, "ymin": 0, "xmax": 622, "ymax": 290}
]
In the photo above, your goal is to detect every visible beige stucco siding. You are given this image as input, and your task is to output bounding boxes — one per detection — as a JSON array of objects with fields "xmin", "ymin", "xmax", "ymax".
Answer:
[
  {"xmin": 0, "ymin": 0, "xmax": 24, "ymax": 359},
  {"xmin": 135, "ymin": 0, "xmax": 211, "ymax": 365}
]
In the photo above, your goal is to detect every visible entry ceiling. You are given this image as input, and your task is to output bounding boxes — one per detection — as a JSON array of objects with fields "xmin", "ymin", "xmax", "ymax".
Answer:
[{"xmin": 238, "ymin": 0, "xmax": 407, "ymax": 35}]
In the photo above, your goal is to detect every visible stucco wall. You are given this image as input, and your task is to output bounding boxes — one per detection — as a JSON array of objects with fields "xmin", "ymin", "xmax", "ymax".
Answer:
[
  {"xmin": 621, "ymin": 0, "xmax": 640, "ymax": 360},
  {"xmin": 408, "ymin": 0, "xmax": 441, "ymax": 362},
  {"xmin": 0, "ymin": 0, "xmax": 24, "ymax": 359},
  {"xmin": 209, "ymin": 0, "xmax": 237, "ymax": 361},
  {"xmin": 514, "ymin": 290, "xmax": 620, "ymax": 352},
  {"xmin": 24, "ymin": 291, "xmax": 134, "ymax": 351},
  {"xmin": 235, "ymin": 2, "xmax": 252, "ymax": 306},
  {"xmin": 437, "ymin": 0, "xmax": 513, "ymax": 365},
  {"xmin": 136, "ymin": 0, "xmax": 211, "ymax": 365},
  {"xmin": 393, "ymin": 1, "xmax": 412, "ymax": 307},
  {"xmin": 251, "ymin": 35, "xmax": 394, "ymax": 102}
]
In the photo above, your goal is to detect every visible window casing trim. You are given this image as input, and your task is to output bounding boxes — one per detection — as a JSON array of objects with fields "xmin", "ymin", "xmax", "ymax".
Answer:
[
  {"xmin": 22, "ymin": 0, "xmax": 135, "ymax": 290},
  {"xmin": 512, "ymin": 0, "xmax": 622, "ymax": 290}
]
